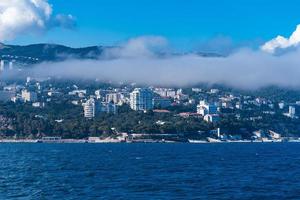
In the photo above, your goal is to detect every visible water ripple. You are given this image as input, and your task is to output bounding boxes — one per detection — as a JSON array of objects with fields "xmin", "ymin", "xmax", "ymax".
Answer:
[{"xmin": 0, "ymin": 143, "xmax": 299, "ymax": 199}]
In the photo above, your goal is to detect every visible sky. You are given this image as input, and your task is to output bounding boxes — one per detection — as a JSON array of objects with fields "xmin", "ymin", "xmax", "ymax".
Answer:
[{"xmin": 8, "ymin": 0, "xmax": 300, "ymax": 49}]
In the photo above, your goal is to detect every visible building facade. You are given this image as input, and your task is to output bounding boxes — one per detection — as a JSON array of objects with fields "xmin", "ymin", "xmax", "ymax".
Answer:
[
  {"xmin": 289, "ymin": 106, "xmax": 296, "ymax": 118},
  {"xmin": 21, "ymin": 90, "xmax": 37, "ymax": 102},
  {"xmin": 83, "ymin": 98, "xmax": 96, "ymax": 118},
  {"xmin": 106, "ymin": 93, "xmax": 121, "ymax": 104},
  {"xmin": 130, "ymin": 88, "xmax": 153, "ymax": 111},
  {"xmin": 197, "ymin": 100, "xmax": 218, "ymax": 116}
]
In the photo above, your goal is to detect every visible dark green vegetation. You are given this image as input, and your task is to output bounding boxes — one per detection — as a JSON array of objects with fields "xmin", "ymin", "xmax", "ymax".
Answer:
[
  {"xmin": 0, "ymin": 79, "xmax": 300, "ymax": 140},
  {"xmin": 0, "ymin": 43, "xmax": 110, "ymax": 63},
  {"xmin": 0, "ymin": 101, "xmax": 213, "ymax": 139},
  {"xmin": 0, "ymin": 98, "xmax": 300, "ymax": 140}
]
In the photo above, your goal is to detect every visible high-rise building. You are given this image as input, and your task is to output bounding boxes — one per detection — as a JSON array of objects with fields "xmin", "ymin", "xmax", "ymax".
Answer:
[
  {"xmin": 204, "ymin": 114, "xmax": 220, "ymax": 123},
  {"xmin": 278, "ymin": 102, "xmax": 285, "ymax": 109},
  {"xmin": 289, "ymin": 106, "xmax": 296, "ymax": 118},
  {"xmin": 0, "ymin": 60, "xmax": 4, "ymax": 71},
  {"xmin": 197, "ymin": 100, "xmax": 220, "ymax": 123},
  {"xmin": 0, "ymin": 60, "xmax": 13, "ymax": 71},
  {"xmin": 130, "ymin": 88, "xmax": 153, "ymax": 111},
  {"xmin": 21, "ymin": 90, "xmax": 37, "ymax": 102},
  {"xmin": 83, "ymin": 98, "xmax": 118, "ymax": 118},
  {"xmin": 153, "ymin": 88, "xmax": 177, "ymax": 98},
  {"xmin": 26, "ymin": 77, "xmax": 31, "ymax": 84},
  {"xmin": 9, "ymin": 61, "xmax": 13, "ymax": 70},
  {"xmin": 106, "ymin": 93, "xmax": 121, "ymax": 104},
  {"xmin": 197, "ymin": 101, "xmax": 218, "ymax": 116},
  {"xmin": 83, "ymin": 98, "xmax": 96, "ymax": 118}
]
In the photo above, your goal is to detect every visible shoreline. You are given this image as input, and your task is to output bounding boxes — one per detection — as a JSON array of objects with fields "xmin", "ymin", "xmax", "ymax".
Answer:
[{"xmin": 1, "ymin": 138, "xmax": 300, "ymax": 144}]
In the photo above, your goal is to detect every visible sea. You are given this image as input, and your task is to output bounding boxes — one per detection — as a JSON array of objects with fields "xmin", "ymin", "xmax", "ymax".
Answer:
[{"xmin": 0, "ymin": 143, "xmax": 299, "ymax": 199}]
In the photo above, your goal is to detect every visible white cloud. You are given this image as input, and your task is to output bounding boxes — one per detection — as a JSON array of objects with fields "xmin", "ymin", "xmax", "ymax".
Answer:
[
  {"xmin": 261, "ymin": 24, "xmax": 300, "ymax": 53},
  {"xmin": 103, "ymin": 36, "xmax": 168, "ymax": 58},
  {"xmin": 0, "ymin": 0, "xmax": 76, "ymax": 42}
]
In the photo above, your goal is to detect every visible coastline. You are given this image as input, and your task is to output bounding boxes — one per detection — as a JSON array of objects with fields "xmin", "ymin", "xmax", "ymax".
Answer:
[{"xmin": 1, "ymin": 138, "xmax": 300, "ymax": 144}]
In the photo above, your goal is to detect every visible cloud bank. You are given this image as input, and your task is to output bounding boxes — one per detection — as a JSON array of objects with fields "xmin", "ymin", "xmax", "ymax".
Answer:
[
  {"xmin": 103, "ymin": 36, "xmax": 168, "ymax": 58},
  {"xmin": 13, "ymin": 36, "xmax": 299, "ymax": 90},
  {"xmin": 0, "ymin": 0, "xmax": 76, "ymax": 42},
  {"xmin": 261, "ymin": 24, "xmax": 300, "ymax": 53}
]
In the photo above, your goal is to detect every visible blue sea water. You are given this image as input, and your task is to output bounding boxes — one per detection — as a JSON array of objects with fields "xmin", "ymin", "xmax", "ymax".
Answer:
[{"xmin": 0, "ymin": 143, "xmax": 300, "ymax": 199}]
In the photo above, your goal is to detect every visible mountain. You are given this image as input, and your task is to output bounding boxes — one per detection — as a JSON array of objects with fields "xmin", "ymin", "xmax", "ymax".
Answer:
[
  {"xmin": 0, "ymin": 43, "xmax": 222, "ymax": 65},
  {"xmin": 0, "ymin": 43, "xmax": 113, "ymax": 64}
]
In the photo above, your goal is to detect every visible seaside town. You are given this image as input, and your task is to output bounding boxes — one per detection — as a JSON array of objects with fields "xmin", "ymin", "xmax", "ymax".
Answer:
[{"xmin": 1, "ymin": 60, "xmax": 300, "ymax": 143}]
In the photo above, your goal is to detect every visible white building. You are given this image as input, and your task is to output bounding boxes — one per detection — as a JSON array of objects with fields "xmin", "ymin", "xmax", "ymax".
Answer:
[
  {"xmin": 204, "ymin": 114, "xmax": 220, "ymax": 123},
  {"xmin": 197, "ymin": 101, "xmax": 220, "ymax": 123},
  {"xmin": 289, "ymin": 106, "xmax": 296, "ymax": 118},
  {"xmin": 154, "ymin": 88, "xmax": 176, "ymax": 98},
  {"xmin": 192, "ymin": 88, "xmax": 202, "ymax": 93},
  {"xmin": 83, "ymin": 98, "xmax": 96, "ymax": 118},
  {"xmin": 130, "ymin": 88, "xmax": 153, "ymax": 111},
  {"xmin": 0, "ymin": 60, "xmax": 13, "ymax": 71},
  {"xmin": 106, "ymin": 93, "xmax": 121, "ymax": 104},
  {"xmin": 48, "ymin": 91, "xmax": 63, "ymax": 97},
  {"xmin": 9, "ymin": 61, "xmax": 13, "ymax": 70},
  {"xmin": 83, "ymin": 98, "xmax": 117, "ymax": 118},
  {"xmin": 278, "ymin": 102, "xmax": 285, "ymax": 109},
  {"xmin": 210, "ymin": 89, "xmax": 219, "ymax": 94},
  {"xmin": 235, "ymin": 102, "xmax": 243, "ymax": 109},
  {"xmin": 175, "ymin": 94, "xmax": 189, "ymax": 101},
  {"xmin": 32, "ymin": 102, "xmax": 45, "ymax": 108},
  {"xmin": 94, "ymin": 89, "xmax": 112, "ymax": 100},
  {"xmin": 197, "ymin": 101, "xmax": 218, "ymax": 116},
  {"xmin": 21, "ymin": 90, "xmax": 37, "ymax": 102},
  {"xmin": 69, "ymin": 90, "xmax": 87, "ymax": 97},
  {"xmin": 0, "ymin": 60, "xmax": 4, "ymax": 71},
  {"xmin": 94, "ymin": 90, "xmax": 102, "ymax": 99}
]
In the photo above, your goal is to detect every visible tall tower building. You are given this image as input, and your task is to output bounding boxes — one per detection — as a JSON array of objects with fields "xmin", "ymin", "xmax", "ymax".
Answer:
[
  {"xmin": 130, "ymin": 88, "xmax": 153, "ymax": 111},
  {"xmin": 106, "ymin": 93, "xmax": 121, "ymax": 104},
  {"xmin": 83, "ymin": 98, "xmax": 96, "ymax": 118},
  {"xmin": 21, "ymin": 90, "xmax": 38, "ymax": 102},
  {"xmin": 9, "ymin": 61, "xmax": 13, "ymax": 70},
  {"xmin": 289, "ymin": 106, "xmax": 296, "ymax": 118},
  {"xmin": 197, "ymin": 100, "xmax": 218, "ymax": 116},
  {"xmin": 0, "ymin": 60, "xmax": 4, "ymax": 71}
]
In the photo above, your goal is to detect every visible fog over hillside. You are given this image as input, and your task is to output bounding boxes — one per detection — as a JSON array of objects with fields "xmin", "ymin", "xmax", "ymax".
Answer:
[{"xmin": 0, "ymin": 35, "xmax": 298, "ymax": 90}]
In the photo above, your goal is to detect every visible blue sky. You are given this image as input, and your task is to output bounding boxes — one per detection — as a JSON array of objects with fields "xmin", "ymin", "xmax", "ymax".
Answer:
[{"xmin": 12, "ymin": 0, "xmax": 300, "ymax": 49}]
